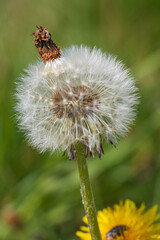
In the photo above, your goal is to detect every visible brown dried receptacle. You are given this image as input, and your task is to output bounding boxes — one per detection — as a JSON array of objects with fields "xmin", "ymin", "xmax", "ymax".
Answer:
[{"xmin": 32, "ymin": 25, "xmax": 61, "ymax": 62}]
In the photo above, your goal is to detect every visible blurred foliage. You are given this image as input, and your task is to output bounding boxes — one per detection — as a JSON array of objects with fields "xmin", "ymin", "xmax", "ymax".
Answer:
[{"xmin": 0, "ymin": 0, "xmax": 160, "ymax": 239}]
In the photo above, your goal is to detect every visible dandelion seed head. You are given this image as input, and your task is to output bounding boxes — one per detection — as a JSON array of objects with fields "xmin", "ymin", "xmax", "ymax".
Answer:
[{"xmin": 16, "ymin": 46, "xmax": 138, "ymax": 157}]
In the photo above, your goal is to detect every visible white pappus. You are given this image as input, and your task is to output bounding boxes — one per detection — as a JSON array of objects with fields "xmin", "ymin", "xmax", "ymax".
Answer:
[{"xmin": 16, "ymin": 45, "xmax": 138, "ymax": 159}]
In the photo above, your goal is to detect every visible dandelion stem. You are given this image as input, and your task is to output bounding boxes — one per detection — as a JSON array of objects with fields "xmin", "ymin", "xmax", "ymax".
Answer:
[{"xmin": 76, "ymin": 142, "xmax": 101, "ymax": 240}]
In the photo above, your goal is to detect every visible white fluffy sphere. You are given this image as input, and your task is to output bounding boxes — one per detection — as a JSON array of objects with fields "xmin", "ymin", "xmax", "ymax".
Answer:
[{"xmin": 16, "ymin": 46, "xmax": 138, "ymax": 158}]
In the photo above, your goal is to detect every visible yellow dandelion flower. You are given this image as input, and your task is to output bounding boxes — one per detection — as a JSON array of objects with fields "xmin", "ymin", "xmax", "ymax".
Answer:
[{"xmin": 76, "ymin": 199, "xmax": 160, "ymax": 240}]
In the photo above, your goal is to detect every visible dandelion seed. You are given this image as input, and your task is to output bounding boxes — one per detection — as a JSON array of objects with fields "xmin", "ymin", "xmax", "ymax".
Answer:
[
  {"xmin": 16, "ymin": 26, "xmax": 138, "ymax": 159},
  {"xmin": 76, "ymin": 199, "xmax": 160, "ymax": 240}
]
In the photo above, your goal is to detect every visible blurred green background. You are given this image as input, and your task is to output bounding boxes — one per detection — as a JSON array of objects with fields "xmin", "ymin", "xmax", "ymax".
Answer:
[{"xmin": 0, "ymin": 0, "xmax": 160, "ymax": 239}]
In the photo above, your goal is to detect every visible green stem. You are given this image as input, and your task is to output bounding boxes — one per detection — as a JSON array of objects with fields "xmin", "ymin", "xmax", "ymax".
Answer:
[{"xmin": 76, "ymin": 142, "xmax": 101, "ymax": 240}]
